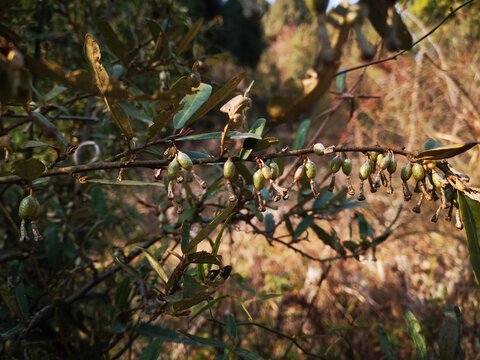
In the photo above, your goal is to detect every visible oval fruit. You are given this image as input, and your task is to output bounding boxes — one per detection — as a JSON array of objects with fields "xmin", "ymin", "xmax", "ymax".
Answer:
[
  {"xmin": 253, "ymin": 169, "xmax": 265, "ymax": 190},
  {"xmin": 269, "ymin": 162, "xmax": 279, "ymax": 180},
  {"xmin": 313, "ymin": 143, "xmax": 325, "ymax": 156},
  {"xmin": 305, "ymin": 160, "xmax": 317, "ymax": 179},
  {"xmin": 261, "ymin": 165, "xmax": 273, "ymax": 181},
  {"xmin": 379, "ymin": 154, "xmax": 391, "ymax": 170},
  {"xmin": 359, "ymin": 161, "xmax": 372, "ymax": 180},
  {"xmin": 387, "ymin": 156, "xmax": 397, "ymax": 174},
  {"xmin": 18, "ymin": 196, "xmax": 39, "ymax": 220},
  {"xmin": 223, "ymin": 158, "xmax": 235, "ymax": 179},
  {"xmin": 342, "ymin": 157, "xmax": 352, "ymax": 175},
  {"xmin": 330, "ymin": 156, "xmax": 342, "ymax": 173},
  {"xmin": 412, "ymin": 163, "xmax": 425, "ymax": 181},
  {"xmin": 177, "ymin": 151, "xmax": 193, "ymax": 170},
  {"xmin": 401, "ymin": 163, "xmax": 412, "ymax": 181},
  {"xmin": 294, "ymin": 165, "xmax": 305, "ymax": 182},
  {"xmin": 168, "ymin": 159, "xmax": 180, "ymax": 180}
]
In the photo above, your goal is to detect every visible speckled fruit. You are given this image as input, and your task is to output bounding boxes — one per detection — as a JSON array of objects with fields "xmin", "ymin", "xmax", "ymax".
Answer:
[
  {"xmin": 412, "ymin": 163, "xmax": 425, "ymax": 181},
  {"xmin": 253, "ymin": 170, "xmax": 265, "ymax": 190},
  {"xmin": 369, "ymin": 151, "xmax": 379, "ymax": 162},
  {"xmin": 342, "ymin": 158, "xmax": 352, "ymax": 175},
  {"xmin": 177, "ymin": 151, "xmax": 193, "ymax": 170},
  {"xmin": 223, "ymin": 158, "xmax": 235, "ymax": 179},
  {"xmin": 359, "ymin": 161, "xmax": 372, "ymax": 180},
  {"xmin": 294, "ymin": 165, "xmax": 305, "ymax": 182},
  {"xmin": 261, "ymin": 165, "xmax": 273, "ymax": 181},
  {"xmin": 168, "ymin": 159, "xmax": 180, "ymax": 180},
  {"xmin": 401, "ymin": 163, "xmax": 412, "ymax": 181},
  {"xmin": 18, "ymin": 196, "xmax": 39, "ymax": 220},
  {"xmin": 305, "ymin": 160, "xmax": 317, "ymax": 179},
  {"xmin": 313, "ymin": 143, "xmax": 325, "ymax": 156},
  {"xmin": 330, "ymin": 156, "xmax": 343, "ymax": 173},
  {"xmin": 269, "ymin": 162, "xmax": 279, "ymax": 180}
]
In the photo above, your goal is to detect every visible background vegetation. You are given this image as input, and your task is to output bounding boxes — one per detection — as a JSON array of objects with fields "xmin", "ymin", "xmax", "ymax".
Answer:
[{"xmin": 1, "ymin": 0, "xmax": 480, "ymax": 359}]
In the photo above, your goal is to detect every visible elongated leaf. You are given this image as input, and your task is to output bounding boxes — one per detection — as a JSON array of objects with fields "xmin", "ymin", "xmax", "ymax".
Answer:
[
  {"xmin": 179, "ymin": 331, "xmax": 229, "ymax": 349},
  {"xmin": 11, "ymin": 158, "xmax": 45, "ymax": 181},
  {"xmin": 234, "ymin": 348, "xmax": 264, "ymax": 360},
  {"xmin": 181, "ymin": 221, "xmax": 191, "ymax": 253},
  {"xmin": 0, "ymin": 287, "xmax": 22, "ymax": 318},
  {"xmin": 404, "ymin": 310, "xmax": 428, "ymax": 360},
  {"xmin": 136, "ymin": 324, "xmax": 197, "ymax": 345},
  {"xmin": 187, "ymin": 251, "xmax": 222, "ymax": 265},
  {"xmin": 114, "ymin": 277, "xmax": 132, "ymax": 310},
  {"xmin": 148, "ymin": 111, "xmax": 174, "ymax": 139},
  {"xmin": 139, "ymin": 247, "xmax": 169, "ymax": 284},
  {"xmin": 32, "ymin": 112, "xmax": 68, "ymax": 146},
  {"xmin": 292, "ymin": 119, "xmax": 311, "ymax": 150},
  {"xmin": 377, "ymin": 325, "xmax": 398, "ymax": 360},
  {"xmin": 226, "ymin": 315, "xmax": 237, "ymax": 340},
  {"xmin": 118, "ymin": 100, "xmax": 153, "ymax": 124},
  {"xmin": 141, "ymin": 339, "xmax": 164, "ymax": 360},
  {"xmin": 104, "ymin": 96, "xmax": 134, "ymax": 140},
  {"xmin": 23, "ymin": 140, "xmax": 54, "ymax": 149},
  {"xmin": 187, "ymin": 72, "xmax": 245, "ymax": 125},
  {"xmin": 458, "ymin": 192, "xmax": 480, "ymax": 283},
  {"xmin": 175, "ymin": 18, "xmax": 204, "ymax": 56},
  {"xmin": 87, "ymin": 179, "xmax": 164, "ymax": 187},
  {"xmin": 294, "ymin": 215, "xmax": 313, "ymax": 238},
  {"xmin": 177, "ymin": 131, "xmax": 261, "ymax": 141},
  {"xmin": 45, "ymin": 86, "xmax": 67, "ymax": 101},
  {"xmin": 190, "ymin": 295, "xmax": 230, "ymax": 321},
  {"xmin": 146, "ymin": 19, "xmax": 162, "ymax": 41},
  {"xmin": 97, "ymin": 19, "xmax": 127, "ymax": 64},
  {"xmin": 438, "ymin": 304, "xmax": 459, "ymax": 360},
  {"xmin": 184, "ymin": 200, "xmax": 237, "ymax": 253},
  {"xmin": 173, "ymin": 83, "xmax": 212, "ymax": 129},
  {"xmin": 416, "ymin": 142, "xmax": 480, "ymax": 161},
  {"xmin": 336, "ymin": 73, "xmax": 346, "ymax": 93},
  {"xmin": 239, "ymin": 118, "xmax": 266, "ymax": 160}
]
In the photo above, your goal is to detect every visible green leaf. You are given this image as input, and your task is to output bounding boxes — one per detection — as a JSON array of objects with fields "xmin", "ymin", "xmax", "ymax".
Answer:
[
  {"xmin": 23, "ymin": 140, "xmax": 55, "ymax": 149},
  {"xmin": 97, "ymin": 19, "xmax": 127, "ymax": 64},
  {"xmin": 86, "ymin": 179, "xmax": 165, "ymax": 187},
  {"xmin": 138, "ymin": 247, "xmax": 169, "ymax": 284},
  {"xmin": 458, "ymin": 192, "xmax": 480, "ymax": 283},
  {"xmin": 438, "ymin": 304, "xmax": 459, "ymax": 360},
  {"xmin": 184, "ymin": 200, "xmax": 237, "ymax": 253},
  {"xmin": 182, "ymin": 274, "xmax": 198, "ymax": 298},
  {"xmin": 148, "ymin": 111, "xmax": 174, "ymax": 139},
  {"xmin": 336, "ymin": 72, "xmax": 346, "ymax": 92},
  {"xmin": 104, "ymin": 97, "xmax": 134, "ymax": 140},
  {"xmin": 292, "ymin": 119, "xmax": 311, "ymax": 151},
  {"xmin": 310, "ymin": 223, "xmax": 343, "ymax": 253},
  {"xmin": 146, "ymin": 19, "xmax": 162, "ymax": 41},
  {"xmin": 226, "ymin": 315, "xmax": 237, "ymax": 340},
  {"xmin": 177, "ymin": 131, "xmax": 261, "ymax": 141},
  {"xmin": 190, "ymin": 295, "xmax": 230, "ymax": 321},
  {"xmin": 178, "ymin": 331, "xmax": 229, "ymax": 349},
  {"xmin": 403, "ymin": 310, "xmax": 428, "ymax": 360},
  {"xmin": 44, "ymin": 85, "xmax": 67, "ymax": 101},
  {"xmin": 187, "ymin": 72, "xmax": 245, "ymax": 125},
  {"xmin": 14, "ymin": 284, "xmax": 28, "ymax": 318},
  {"xmin": 423, "ymin": 138, "xmax": 443, "ymax": 151},
  {"xmin": 416, "ymin": 142, "xmax": 480, "ymax": 161},
  {"xmin": 173, "ymin": 83, "xmax": 212, "ymax": 129},
  {"xmin": 376, "ymin": 325, "xmax": 398, "ymax": 360},
  {"xmin": 181, "ymin": 221, "xmax": 191, "ymax": 253},
  {"xmin": 140, "ymin": 339, "xmax": 164, "ymax": 360},
  {"xmin": 187, "ymin": 251, "xmax": 222, "ymax": 265},
  {"xmin": 233, "ymin": 348, "xmax": 265, "ymax": 360},
  {"xmin": 265, "ymin": 213, "xmax": 275, "ymax": 237},
  {"xmin": 32, "ymin": 112, "xmax": 68, "ymax": 146},
  {"xmin": 252, "ymin": 137, "xmax": 280, "ymax": 152},
  {"xmin": 0, "ymin": 287, "xmax": 22, "ymax": 318},
  {"xmin": 11, "ymin": 158, "xmax": 45, "ymax": 181},
  {"xmin": 239, "ymin": 118, "xmax": 267, "ymax": 160},
  {"xmin": 115, "ymin": 277, "xmax": 132, "ymax": 310},
  {"xmin": 294, "ymin": 215, "xmax": 313, "ymax": 238},
  {"xmin": 136, "ymin": 324, "xmax": 198, "ymax": 345},
  {"xmin": 175, "ymin": 18, "xmax": 204, "ymax": 56},
  {"xmin": 118, "ymin": 100, "xmax": 153, "ymax": 124}
]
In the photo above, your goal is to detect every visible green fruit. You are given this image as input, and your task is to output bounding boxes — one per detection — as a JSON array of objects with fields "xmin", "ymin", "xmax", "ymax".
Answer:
[
  {"xmin": 294, "ymin": 165, "xmax": 305, "ymax": 182},
  {"xmin": 223, "ymin": 158, "xmax": 235, "ymax": 179},
  {"xmin": 330, "ymin": 156, "xmax": 342, "ymax": 173},
  {"xmin": 18, "ymin": 196, "xmax": 39, "ymax": 220},
  {"xmin": 168, "ymin": 159, "xmax": 180, "ymax": 180},
  {"xmin": 359, "ymin": 161, "xmax": 372, "ymax": 180},
  {"xmin": 342, "ymin": 157, "xmax": 352, "ymax": 175},
  {"xmin": 412, "ymin": 163, "xmax": 425, "ymax": 181},
  {"xmin": 269, "ymin": 162, "xmax": 279, "ymax": 180},
  {"xmin": 401, "ymin": 163, "xmax": 412, "ymax": 181},
  {"xmin": 261, "ymin": 165, "xmax": 273, "ymax": 181},
  {"xmin": 305, "ymin": 160, "xmax": 317, "ymax": 179},
  {"xmin": 177, "ymin": 151, "xmax": 193, "ymax": 170},
  {"xmin": 387, "ymin": 156, "xmax": 397, "ymax": 174},
  {"xmin": 378, "ymin": 154, "xmax": 391, "ymax": 170},
  {"xmin": 313, "ymin": 143, "xmax": 325, "ymax": 156},
  {"xmin": 253, "ymin": 169, "xmax": 265, "ymax": 190},
  {"xmin": 432, "ymin": 170, "xmax": 446, "ymax": 188},
  {"xmin": 370, "ymin": 151, "xmax": 379, "ymax": 162}
]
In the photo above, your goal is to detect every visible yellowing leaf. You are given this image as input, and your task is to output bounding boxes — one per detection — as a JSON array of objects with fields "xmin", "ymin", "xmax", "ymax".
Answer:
[
  {"xmin": 139, "ymin": 247, "xmax": 169, "ymax": 284},
  {"xmin": 175, "ymin": 18, "xmax": 204, "ymax": 56},
  {"xmin": 415, "ymin": 142, "xmax": 480, "ymax": 161}
]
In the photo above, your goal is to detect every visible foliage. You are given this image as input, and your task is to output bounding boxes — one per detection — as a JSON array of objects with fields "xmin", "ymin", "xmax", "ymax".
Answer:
[{"xmin": 0, "ymin": 0, "xmax": 479, "ymax": 359}]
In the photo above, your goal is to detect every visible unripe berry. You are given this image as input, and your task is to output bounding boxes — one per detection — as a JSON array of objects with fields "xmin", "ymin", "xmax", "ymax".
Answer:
[
  {"xmin": 378, "ymin": 154, "xmax": 391, "ymax": 170},
  {"xmin": 269, "ymin": 162, "xmax": 279, "ymax": 180},
  {"xmin": 401, "ymin": 163, "xmax": 412, "ymax": 181},
  {"xmin": 432, "ymin": 170, "xmax": 447, "ymax": 188},
  {"xmin": 294, "ymin": 165, "xmax": 305, "ymax": 182},
  {"xmin": 369, "ymin": 151, "xmax": 379, "ymax": 162},
  {"xmin": 330, "ymin": 156, "xmax": 342, "ymax": 173},
  {"xmin": 168, "ymin": 159, "xmax": 180, "ymax": 180},
  {"xmin": 359, "ymin": 161, "xmax": 372, "ymax": 180},
  {"xmin": 305, "ymin": 160, "xmax": 317, "ymax": 179},
  {"xmin": 19, "ymin": 196, "xmax": 40, "ymax": 220},
  {"xmin": 253, "ymin": 169, "xmax": 265, "ymax": 190},
  {"xmin": 342, "ymin": 157, "xmax": 352, "ymax": 175},
  {"xmin": 412, "ymin": 163, "xmax": 425, "ymax": 181},
  {"xmin": 177, "ymin": 151, "xmax": 193, "ymax": 170},
  {"xmin": 313, "ymin": 143, "xmax": 325, "ymax": 156},
  {"xmin": 261, "ymin": 165, "xmax": 273, "ymax": 180},
  {"xmin": 387, "ymin": 156, "xmax": 397, "ymax": 174},
  {"xmin": 223, "ymin": 158, "xmax": 235, "ymax": 179}
]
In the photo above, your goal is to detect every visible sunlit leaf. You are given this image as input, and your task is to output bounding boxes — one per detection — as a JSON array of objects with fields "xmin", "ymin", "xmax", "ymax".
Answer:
[
  {"xmin": 187, "ymin": 251, "xmax": 222, "ymax": 265},
  {"xmin": 138, "ymin": 247, "xmax": 169, "ymax": 284},
  {"xmin": 177, "ymin": 131, "xmax": 261, "ymax": 141},
  {"xmin": 239, "ymin": 118, "xmax": 266, "ymax": 160},
  {"xmin": 336, "ymin": 73, "xmax": 346, "ymax": 92},
  {"xmin": 404, "ymin": 310, "xmax": 428, "ymax": 360},
  {"xmin": 173, "ymin": 83, "xmax": 212, "ymax": 129},
  {"xmin": 175, "ymin": 18, "xmax": 204, "ymax": 56},
  {"xmin": 44, "ymin": 85, "xmax": 67, "ymax": 101},
  {"xmin": 415, "ymin": 142, "xmax": 480, "ymax": 161},
  {"xmin": 458, "ymin": 192, "xmax": 480, "ymax": 284},
  {"xmin": 118, "ymin": 100, "xmax": 153, "ymax": 124}
]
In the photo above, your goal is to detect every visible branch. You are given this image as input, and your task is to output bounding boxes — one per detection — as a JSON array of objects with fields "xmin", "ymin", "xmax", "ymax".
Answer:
[
  {"xmin": 335, "ymin": 0, "xmax": 476, "ymax": 76},
  {"xmin": 0, "ymin": 144, "xmax": 412, "ymax": 184}
]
